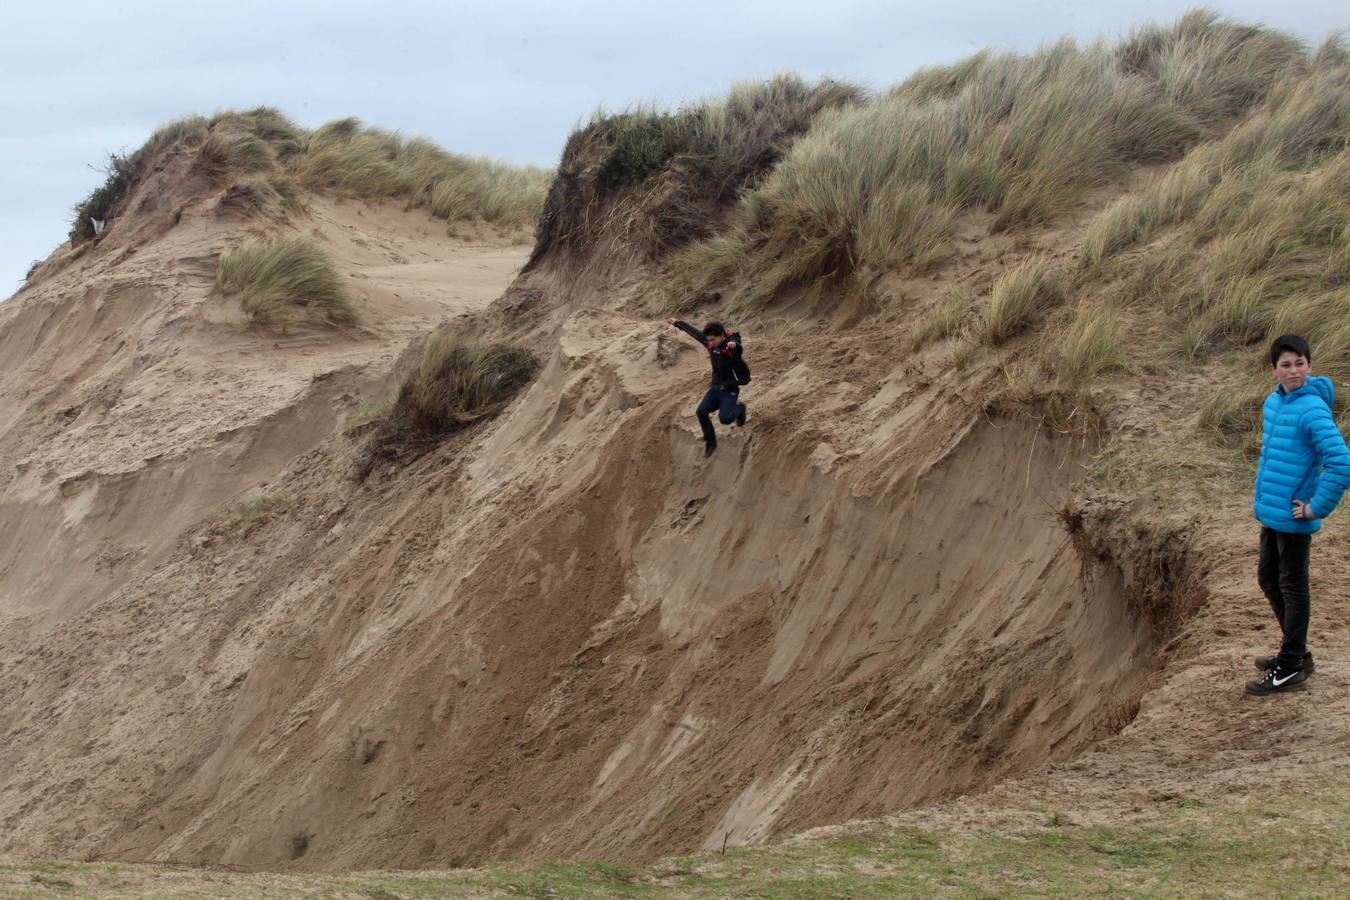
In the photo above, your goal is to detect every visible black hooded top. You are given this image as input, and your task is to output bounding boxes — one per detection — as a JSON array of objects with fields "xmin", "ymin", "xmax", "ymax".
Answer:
[{"xmin": 674, "ymin": 320, "xmax": 746, "ymax": 390}]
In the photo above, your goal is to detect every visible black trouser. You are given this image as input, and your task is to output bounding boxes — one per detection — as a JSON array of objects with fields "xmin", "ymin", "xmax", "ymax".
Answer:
[
  {"xmin": 695, "ymin": 387, "xmax": 742, "ymax": 447},
  {"xmin": 1257, "ymin": 526, "xmax": 1312, "ymax": 670}
]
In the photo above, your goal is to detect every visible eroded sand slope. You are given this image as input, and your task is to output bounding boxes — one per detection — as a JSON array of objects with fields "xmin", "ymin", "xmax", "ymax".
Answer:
[
  {"xmin": 3, "ymin": 137, "xmax": 1346, "ymax": 873},
  {"xmin": 0, "ymin": 187, "xmax": 1169, "ymax": 869},
  {"xmin": 0, "ymin": 196, "xmax": 525, "ymax": 631}
]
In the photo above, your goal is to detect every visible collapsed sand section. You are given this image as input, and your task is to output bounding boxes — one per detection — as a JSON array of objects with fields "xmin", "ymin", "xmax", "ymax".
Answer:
[
  {"xmin": 0, "ymin": 196, "xmax": 526, "ymax": 635},
  {"xmin": 552, "ymin": 416, "xmax": 1154, "ymax": 859},
  {"xmin": 0, "ymin": 307, "xmax": 1167, "ymax": 869}
]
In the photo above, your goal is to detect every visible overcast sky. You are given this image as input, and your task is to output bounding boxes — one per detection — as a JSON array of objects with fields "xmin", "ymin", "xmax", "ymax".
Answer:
[{"xmin": 1, "ymin": 0, "xmax": 1344, "ymax": 297}]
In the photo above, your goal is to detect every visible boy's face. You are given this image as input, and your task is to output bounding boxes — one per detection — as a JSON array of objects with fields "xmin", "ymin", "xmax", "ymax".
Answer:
[
  {"xmin": 1273, "ymin": 350, "xmax": 1311, "ymax": 393},
  {"xmin": 705, "ymin": 333, "xmax": 725, "ymax": 349}
]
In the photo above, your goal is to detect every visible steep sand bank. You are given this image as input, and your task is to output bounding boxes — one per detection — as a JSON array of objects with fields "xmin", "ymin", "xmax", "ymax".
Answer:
[
  {"xmin": 1, "ymin": 252, "xmax": 1171, "ymax": 867},
  {"xmin": 0, "ymin": 198, "xmax": 525, "ymax": 631},
  {"xmin": 2, "ymin": 112, "xmax": 1348, "ymax": 874}
]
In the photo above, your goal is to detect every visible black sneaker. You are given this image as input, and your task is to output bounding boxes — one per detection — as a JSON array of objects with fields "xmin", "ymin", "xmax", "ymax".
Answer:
[
  {"xmin": 1254, "ymin": 653, "xmax": 1314, "ymax": 674},
  {"xmin": 736, "ymin": 405, "xmax": 747, "ymax": 427},
  {"xmin": 704, "ymin": 443, "xmax": 717, "ymax": 458},
  {"xmin": 1245, "ymin": 665, "xmax": 1308, "ymax": 695}
]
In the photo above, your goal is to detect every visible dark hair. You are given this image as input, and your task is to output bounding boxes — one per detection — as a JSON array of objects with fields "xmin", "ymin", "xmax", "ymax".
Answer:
[
  {"xmin": 1269, "ymin": 334, "xmax": 1312, "ymax": 366},
  {"xmin": 701, "ymin": 322, "xmax": 726, "ymax": 337}
]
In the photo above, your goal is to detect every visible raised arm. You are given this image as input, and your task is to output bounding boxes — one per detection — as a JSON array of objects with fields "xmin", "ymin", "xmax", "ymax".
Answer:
[{"xmin": 666, "ymin": 318, "xmax": 707, "ymax": 345}]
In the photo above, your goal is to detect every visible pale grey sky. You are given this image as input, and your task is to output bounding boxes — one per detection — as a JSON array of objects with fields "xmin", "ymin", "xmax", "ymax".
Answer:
[{"xmin": 1, "ymin": 0, "xmax": 1344, "ymax": 296}]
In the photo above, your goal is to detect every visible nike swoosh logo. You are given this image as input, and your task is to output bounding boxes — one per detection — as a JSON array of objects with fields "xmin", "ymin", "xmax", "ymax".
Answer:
[{"xmin": 1272, "ymin": 671, "xmax": 1301, "ymax": 686}]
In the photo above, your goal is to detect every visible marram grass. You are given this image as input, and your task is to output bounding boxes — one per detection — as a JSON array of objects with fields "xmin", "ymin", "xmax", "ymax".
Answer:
[{"xmin": 216, "ymin": 236, "xmax": 353, "ymax": 324}]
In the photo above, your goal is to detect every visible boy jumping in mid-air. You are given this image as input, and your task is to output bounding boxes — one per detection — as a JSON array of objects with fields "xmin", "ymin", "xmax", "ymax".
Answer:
[
  {"xmin": 1248, "ymin": 334, "xmax": 1350, "ymax": 695},
  {"xmin": 665, "ymin": 318, "xmax": 748, "ymax": 458}
]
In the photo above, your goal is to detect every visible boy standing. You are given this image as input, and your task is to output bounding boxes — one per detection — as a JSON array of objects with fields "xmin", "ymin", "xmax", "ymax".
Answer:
[
  {"xmin": 1248, "ymin": 335, "xmax": 1350, "ymax": 695},
  {"xmin": 665, "ymin": 318, "xmax": 748, "ymax": 458}
]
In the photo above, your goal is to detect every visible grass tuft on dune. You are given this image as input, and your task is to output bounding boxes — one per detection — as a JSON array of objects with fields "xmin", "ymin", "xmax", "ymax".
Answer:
[
  {"xmin": 216, "ymin": 236, "xmax": 353, "ymax": 324},
  {"xmin": 387, "ymin": 330, "xmax": 539, "ymax": 439},
  {"xmin": 532, "ymin": 74, "xmax": 863, "ymax": 264},
  {"xmin": 71, "ymin": 108, "xmax": 551, "ymax": 242}
]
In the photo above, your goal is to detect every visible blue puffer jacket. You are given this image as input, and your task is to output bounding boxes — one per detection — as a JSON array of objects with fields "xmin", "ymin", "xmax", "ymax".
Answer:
[{"xmin": 1253, "ymin": 375, "xmax": 1350, "ymax": 534}]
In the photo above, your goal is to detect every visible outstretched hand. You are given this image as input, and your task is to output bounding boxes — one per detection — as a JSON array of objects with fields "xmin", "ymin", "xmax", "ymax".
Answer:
[{"xmin": 664, "ymin": 317, "xmax": 678, "ymax": 327}]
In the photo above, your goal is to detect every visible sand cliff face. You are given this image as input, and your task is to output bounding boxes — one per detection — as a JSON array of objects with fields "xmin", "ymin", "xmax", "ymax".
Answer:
[
  {"xmin": 8, "ymin": 120, "xmax": 1348, "ymax": 872},
  {"xmin": 0, "ymin": 195, "xmax": 524, "ymax": 631},
  {"xmin": 0, "ymin": 173, "xmax": 1180, "ymax": 870},
  {"xmin": 10, "ymin": 23, "xmax": 1350, "ymax": 872}
]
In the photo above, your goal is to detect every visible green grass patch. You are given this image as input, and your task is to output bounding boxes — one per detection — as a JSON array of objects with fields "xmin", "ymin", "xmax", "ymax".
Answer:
[
  {"xmin": 0, "ymin": 781, "xmax": 1346, "ymax": 896},
  {"xmin": 217, "ymin": 236, "xmax": 353, "ymax": 324},
  {"xmin": 667, "ymin": 10, "xmax": 1308, "ymax": 307},
  {"xmin": 387, "ymin": 331, "xmax": 539, "ymax": 440},
  {"xmin": 533, "ymin": 74, "xmax": 862, "ymax": 265},
  {"xmin": 977, "ymin": 257, "xmax": 1066, "ymax": 345},
  {"xmin": 69, "ymin": 108, "xmax": 551, "ymax": 244}
]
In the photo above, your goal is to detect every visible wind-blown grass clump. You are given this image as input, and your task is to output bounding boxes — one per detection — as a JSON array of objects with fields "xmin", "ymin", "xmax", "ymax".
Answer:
[
  {"xmin": 1083, "ymin": 41, "xmax": 1350, "ymax": 270},
  {"xmin": 70, "ymin": 115, "xmax": 209, "ymax": 241},
  {"xmin": 670, "ymin": 10, "xmax": 1307, "ymax": 307},
  {"xmin": 297, "ymin": 121, "xmax": 552, "ymax": 229},
  {"xmin": 215, "ymin": 178, "xmax": 299, "ymax": 218},
  {"xmin": 1054, "ymin": 38, "xmax": 1349, "ymax": 410},
  {"xmin": 977, "ymin": 258, "xmax": 1066, "ymax": 345},
  {"xmin": 217, "ymin": 237, "xmax": 353, "ymax": 323},
  {"xmin": 1139, "ymin": 147, "xmax": 1350, "ymax": 372},
  {"xmin": 1059, "ymin": 306, "xmax": 1125, "ymax": 386},
  {"xmin": 531, "ymin": 74, "xmax": 862, "ymax": 264},
  {"xmin": 906, "ymin": 286, "xmax": 976, "ymax": 351},
  {"xmin": 1031, "ymin": 52, "xmax": 1348, "ymax": 437},
  {"xmin": 71, "ymin": 107, "xmax": 551, "ymax": 243},
  {"xmin": 386, "ymin": 332, "xmax": 539, "ymax": 439}
]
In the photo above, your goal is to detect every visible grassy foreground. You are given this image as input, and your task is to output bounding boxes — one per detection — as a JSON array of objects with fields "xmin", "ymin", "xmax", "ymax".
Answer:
[{"xmin": 2, "ymin": 780, "xmax": 1344, "ymax": 898}]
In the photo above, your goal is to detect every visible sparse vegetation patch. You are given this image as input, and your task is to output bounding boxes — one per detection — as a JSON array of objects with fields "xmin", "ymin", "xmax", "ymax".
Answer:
[
  {"xmin": 70, "ymin": 115, "xmax": 210, "ymax": 242},
  {"xmin": 358, "ymin": 330, "xmax": 538, "ymax": 475},
  {"xmin": 906, "ymin": 286, "xmax": 977, "ymax": 350},
  {"xmin": 531, "ymin": 74, "xmax": 863, "ymax": 264},
  {"xmin": 1059, "ymin": 305, "xmax": 1124, "ymax": 387},
  {"xmin": 216, "ymin": 236, "xmax": 353, "ymax": 323},
  {"xmin": 978, "ymin": 257, "xmax": 1066, "ymax": 345},
  {"xmin": 70, "ymin": 107, "xmax": 551, "ymax": 243},
  {"xmin": 1, "ymin": 780, "xmax": 1345, "ymax": 896},
  {"xmin": 388, "ymin": 331, "xmax": 539, "ymax": 438}
]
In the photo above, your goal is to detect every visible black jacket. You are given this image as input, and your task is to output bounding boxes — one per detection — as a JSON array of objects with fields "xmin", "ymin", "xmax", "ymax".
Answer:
[{"xmin": 674, "ymin": 320, "xmax": 745, "ymax": 390}]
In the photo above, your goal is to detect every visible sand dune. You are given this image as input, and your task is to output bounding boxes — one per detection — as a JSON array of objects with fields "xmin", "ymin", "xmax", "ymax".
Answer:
[
  {"xmin": 0, "ymin": 184, "xmax": 1196, "ymax": 870},
  {"xmin": 3, "ymin": 39, "xmax": 1349, "ymax": 874},
  {"xmin": 0, "ymin": 196, "xmax": 525, "ymax": 631}
]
